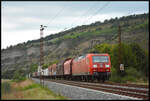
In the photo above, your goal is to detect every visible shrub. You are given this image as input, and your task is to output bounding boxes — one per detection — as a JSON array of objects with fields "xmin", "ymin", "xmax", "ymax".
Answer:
[
  {"xmin": 122, "ymin": 75, "xmax": 137, "ymax": 83},
  {"xmin": 130, "ymin": 43, "xmax": 149, "ymax": 78},
  {"xmin": 12, "ymin": 70, "xmax": 27, "ymax": 82},
  {"xmin": 125, "ymin": 67, "xmax": 140, "ymax": 78},
  {"xmin": 110, "ymin": 74, "xmax": 122, "ymax": 83}
]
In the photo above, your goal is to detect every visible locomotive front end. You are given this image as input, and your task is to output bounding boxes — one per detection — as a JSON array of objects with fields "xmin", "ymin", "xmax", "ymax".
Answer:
[{"xmin": 90, "ymin": 53, "xmax": 111, "ymax": 82}]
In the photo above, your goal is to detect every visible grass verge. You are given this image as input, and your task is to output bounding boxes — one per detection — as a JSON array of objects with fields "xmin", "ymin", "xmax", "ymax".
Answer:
[{"xmin": 1, "ymin": 79, "xmax": 67, "ymax": 100}]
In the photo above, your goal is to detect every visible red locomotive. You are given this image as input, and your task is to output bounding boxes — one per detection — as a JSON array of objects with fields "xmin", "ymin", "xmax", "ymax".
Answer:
[
  {"xmin": 63, "ymin": 53, "xmax": 111, "ymax": 82},
  {"xmin": 32, "ymin": 53, "xmax": 111, "ymax": 82}
]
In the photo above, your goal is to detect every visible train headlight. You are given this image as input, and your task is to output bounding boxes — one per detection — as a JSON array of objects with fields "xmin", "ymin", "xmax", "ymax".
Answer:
[
  {"xmin": 93, "ymin": 64, "xmax": 97, "ymax": 68},
  {"xmin": 105, "ymin": 65, "xmax": 109, "ymax": 68}
]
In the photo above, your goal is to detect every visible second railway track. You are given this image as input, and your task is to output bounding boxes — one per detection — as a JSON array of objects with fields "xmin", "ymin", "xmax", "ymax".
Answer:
[{"xmin": 43, "ymin": 79, "xmax": 149, "ymax": 100}]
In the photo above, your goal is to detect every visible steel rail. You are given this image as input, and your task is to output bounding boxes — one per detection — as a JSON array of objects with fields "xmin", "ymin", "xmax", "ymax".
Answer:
[{"xmin": 45, "ymin": 79, "xmax": 149, "ymax": 100}]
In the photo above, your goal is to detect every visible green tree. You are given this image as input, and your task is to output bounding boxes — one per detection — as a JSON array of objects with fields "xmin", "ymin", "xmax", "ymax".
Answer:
[
  {"xmin": 43, "ymin": 64, "xmax": 49, "ymax": 69},
  {"xmin": 30, "ymin": 64, "xmax": 38, "ymax": 73},
  {"xmin": 130, "ymin": 43, "xmax": 149, "ymax": 77},
  {"xmin": 95, "ymin": 43, "xmax": 112, "ymax": 54},
  {"xmin": 111, "ymin": 43, "xmax": 137, "ymax": 76}
]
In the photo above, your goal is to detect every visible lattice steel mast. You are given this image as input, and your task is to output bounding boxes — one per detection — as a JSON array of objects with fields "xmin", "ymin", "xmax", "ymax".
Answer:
[{"xmin": 40, "ymin": 25, "xmax": 47, "ymax": 85}]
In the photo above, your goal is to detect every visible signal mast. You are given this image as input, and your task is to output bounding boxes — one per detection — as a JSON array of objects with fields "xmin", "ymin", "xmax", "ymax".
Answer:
[
  {"xmin": 118, "ymin": 24, "xmax": 124, "ymax": 75},
  {"xmin": 40, "ymin": 25, "xmax": 47, "ymax": 85}
]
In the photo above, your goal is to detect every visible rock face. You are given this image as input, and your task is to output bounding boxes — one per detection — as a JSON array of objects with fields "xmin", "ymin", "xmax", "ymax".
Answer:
[{"xmin": 1, "ymin": 13, "xmax": 149, "ymax": 78}]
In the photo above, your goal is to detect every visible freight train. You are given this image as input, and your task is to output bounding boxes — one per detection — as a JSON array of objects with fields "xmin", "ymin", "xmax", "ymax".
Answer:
[{"xmin": 32, "ymin": 53, "xmax": 111, "ymax": 82}]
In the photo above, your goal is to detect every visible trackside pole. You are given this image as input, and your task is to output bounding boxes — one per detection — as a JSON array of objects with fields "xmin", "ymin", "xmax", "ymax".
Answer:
[{"xmin": 40, "ymin": 25, "xmax": 47, "ymax": 86}]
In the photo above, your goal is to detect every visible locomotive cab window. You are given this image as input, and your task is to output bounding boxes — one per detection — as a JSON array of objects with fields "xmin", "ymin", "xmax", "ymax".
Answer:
[{"xmin": 92, "ymin": 56, "xmax": 109, "ymax": 63}]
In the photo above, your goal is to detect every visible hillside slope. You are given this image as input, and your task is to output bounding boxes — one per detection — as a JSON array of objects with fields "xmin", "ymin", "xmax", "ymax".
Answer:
[{"xmin": 1, "ymin": 13, "xmax": 149, "ymax": 78}]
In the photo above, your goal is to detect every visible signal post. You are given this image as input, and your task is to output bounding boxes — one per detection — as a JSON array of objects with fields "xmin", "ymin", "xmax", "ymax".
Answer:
[
  {"xmin": 118, "ymin": 24, "xmax": 125, "ymax": 75},
  {"xmin": 40, "ymin": 25, "xmax": 47, "ymax": 86}
]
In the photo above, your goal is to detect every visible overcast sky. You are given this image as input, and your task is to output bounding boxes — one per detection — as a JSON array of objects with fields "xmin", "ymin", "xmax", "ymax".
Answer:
[{"xmin": 1, "ymin": 1, "xmax": 149, "ymax": 49}]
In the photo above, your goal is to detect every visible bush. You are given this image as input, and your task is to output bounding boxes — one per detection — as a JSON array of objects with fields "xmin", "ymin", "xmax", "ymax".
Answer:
[
  {"xmin": 130, "ymin": 43, "xmax": 149, "ymax": 78},
  {"xmin": 125, "ymin": 67, "xmax": 140, "ymax": 78},
  {"xmin": 110, "ymin": 66, "xmax": 121, "ymax": 82},
  {"xmin": 111, "ymin": 43, "xmax": 137, "ymax": 74},
  {"xmin": 110, "ymin": 74, "xmax": 123, "ymax": 83},
  {"xmin": 30, "ymin": 64, "xmax": 38, "ymax": 73},
  {"xmin": 12, "ymin": 70, "xmax": 27, "ymax": 82},
  {"xmin": 122, "ymin": 75, "xmax": 137, "ymax": 83}
]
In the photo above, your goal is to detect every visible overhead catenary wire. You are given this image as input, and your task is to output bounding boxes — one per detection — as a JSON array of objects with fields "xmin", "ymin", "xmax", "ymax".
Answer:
[
  {"xmin": 110, "ymin": 7, "xmax": 147, "ymax": 41},
  {"xmin": 68, "ymin": 2, "xmax": 99, "ymax": 30},
  {"xmin": 57, "ymin": 2, "xmax": 98, "ymax": 32},
  {"xmin": 125, "ymin": 8, "xmax": 146, "ymax": 17},
  {"xmin": 116, "ymin": 7, "xmax": 146, "ymax": 25},
  {"xmin": 82, "ymin": 2, "xmax": 110, "ymax": 25},
  {"xmin": 46, "ymin": 2, "xmax": 146, "ymax": 35},
  {"xmin": 45, "ymin": 4, "xmax": 67, "ymax": 27},
  {"xmin": 65, "ymin": 2, "xmax": 144, "ymax": 33},
  {"xmin": 60, "ymin": 2, "xmax": 110, "ymax": 32},
  {"xmin": 88, "ymin": 7, "xmax": 146, "ymax": 53}
]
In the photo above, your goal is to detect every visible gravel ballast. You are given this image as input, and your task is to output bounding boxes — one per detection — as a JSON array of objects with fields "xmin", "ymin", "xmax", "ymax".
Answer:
[{"xmin": 31, "ymin": 78, "xmax": 140, "ymax": 100}]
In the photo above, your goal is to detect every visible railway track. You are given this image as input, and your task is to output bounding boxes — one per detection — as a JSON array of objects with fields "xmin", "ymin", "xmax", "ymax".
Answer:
[{"xmin": 44, "ymin": 79, "xmax": 149, "ymax": 100}]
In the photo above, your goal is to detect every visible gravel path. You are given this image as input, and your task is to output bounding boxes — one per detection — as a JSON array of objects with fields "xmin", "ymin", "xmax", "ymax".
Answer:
[{"xmin": 31, "ymin": 78, "xmax": 140, "ymax": 100}]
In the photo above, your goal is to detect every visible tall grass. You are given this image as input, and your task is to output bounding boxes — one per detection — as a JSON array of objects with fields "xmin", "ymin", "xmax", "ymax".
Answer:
[
  {"xmin": 1, "ymin": 82, "xmax": 11, "ymax": 94},
  {"xmin": 20, "ymin": 82, "xmax": 67, "ymax": 99},
  {"xmin": 20, "ymin": 83, "xmax": 40, "ymax": 91},
  {"xmin": 2, "ymin": 79, "xmax": 67, "ymax": 100}
]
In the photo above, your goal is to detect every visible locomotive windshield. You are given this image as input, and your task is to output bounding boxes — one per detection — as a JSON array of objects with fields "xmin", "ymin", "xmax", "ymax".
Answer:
[{"xmin": 92, "ymin": 56, "xmax": 109, "ymax": 63}]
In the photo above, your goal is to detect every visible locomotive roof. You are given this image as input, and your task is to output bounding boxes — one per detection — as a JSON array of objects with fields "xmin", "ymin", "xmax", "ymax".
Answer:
[{"xmin": 88, "ymin": 53, "xmax": 109, "ymax": 55}]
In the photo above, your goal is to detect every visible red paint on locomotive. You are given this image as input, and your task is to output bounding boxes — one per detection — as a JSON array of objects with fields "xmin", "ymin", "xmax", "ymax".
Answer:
[{"xmin": 87, "ymin": 53, "xmax": 111, "ymax": 75}]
